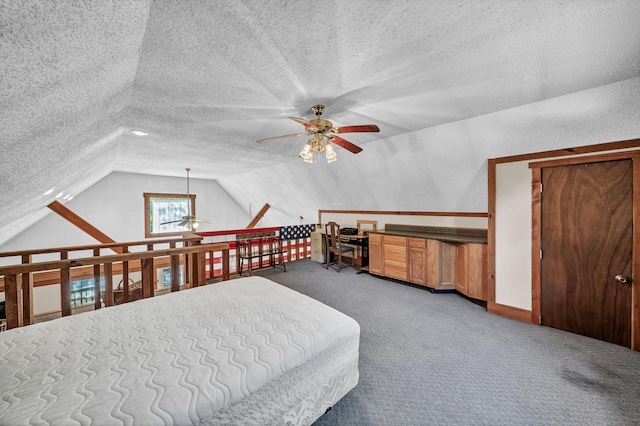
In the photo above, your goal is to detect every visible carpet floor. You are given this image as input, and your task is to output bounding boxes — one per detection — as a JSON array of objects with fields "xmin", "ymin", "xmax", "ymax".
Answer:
[{"xmin": 255, "ymin": 259, "xmax": 640, "ymax": 426}]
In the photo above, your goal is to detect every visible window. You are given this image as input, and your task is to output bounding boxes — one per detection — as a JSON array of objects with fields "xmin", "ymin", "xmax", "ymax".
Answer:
[
  {"xmin": 161, "ymin": 266, "xmax": 184, "ymax": 288},
  {"xmin": 144, "ymin": 192, "xmax": 197, "ymax": 238},
  {"xmin": 70, "ymin": 277, "xmax": 104, "ymax": 307}
]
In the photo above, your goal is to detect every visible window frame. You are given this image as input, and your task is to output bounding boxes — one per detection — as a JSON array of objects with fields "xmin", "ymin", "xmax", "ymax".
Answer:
[{"xmin": 144, "ymin": 192, "xmax": 197, "ymax": 238}]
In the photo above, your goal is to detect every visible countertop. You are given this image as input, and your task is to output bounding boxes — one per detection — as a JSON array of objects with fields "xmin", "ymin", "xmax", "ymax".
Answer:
[{"xmin": 369, "ymin": 225, "xmax": 487, "ymax": 244}]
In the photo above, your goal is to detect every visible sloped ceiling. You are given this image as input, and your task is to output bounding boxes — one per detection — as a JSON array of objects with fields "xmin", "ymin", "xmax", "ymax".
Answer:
[{"xmin": 1, "ymin": 1, "xmax": 640, "ymax": 242}]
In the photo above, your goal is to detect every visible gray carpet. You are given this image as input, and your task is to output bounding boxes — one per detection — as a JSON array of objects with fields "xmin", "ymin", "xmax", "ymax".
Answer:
[{"xmin": 255, "ymin": 259, "xmax": 640, "ymax": 426}]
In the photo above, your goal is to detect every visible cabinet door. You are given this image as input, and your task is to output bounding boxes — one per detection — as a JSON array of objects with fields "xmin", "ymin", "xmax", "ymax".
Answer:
[
  {"xmin": 368, "ymin": 233, "xmax": 383, "ymax": 275},
  {"xmin": 425, "ymin": 239, "xmax": 440, "ymax": 288},
  {"xmin": 438, "ymin": 242, "xmax": 457, "ymax": 290},
  {"xmin": 455, "ymin": 243, "xmax": 468, "ymax": 294},
  {"xmin": 408, "ymin": 238, "xmax": 426, "ymax": 285},
  {"xmin": 465, "ymin": 243, "xmax": 487, "ymax": 300},
  {"xmin": 383, "ymin": 236, "xmax": 407, "ymax": 280}
]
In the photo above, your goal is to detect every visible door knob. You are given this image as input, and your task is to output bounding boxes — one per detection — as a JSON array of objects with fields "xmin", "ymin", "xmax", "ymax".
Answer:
[{"xmin": 615, "ymin": 275, "xmax": 630, "ymax": 284}]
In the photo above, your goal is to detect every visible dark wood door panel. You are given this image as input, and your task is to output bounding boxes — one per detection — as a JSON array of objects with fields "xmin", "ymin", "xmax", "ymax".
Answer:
[{"xmin": 541, "ymin": 160, "xmax": 632, "ymax": 346}]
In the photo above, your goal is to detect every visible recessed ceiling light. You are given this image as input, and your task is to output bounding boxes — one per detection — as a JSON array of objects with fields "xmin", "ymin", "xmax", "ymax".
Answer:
[
  {"xmin": 131, "ymin": 130, "xmax": 148, "ymax": 136},
  {"xmin": 62, "ymin": 194, "xmax": 70, "ymax": 200},
  {"xmin": 55, "ymin": 192, "xmax": 64, "ymax": 198},
  {"xmin": 68, "ymin": 196, "xmax": 74, "ymax": 201},
  {"xmin": 43, "ymin": 187, "xmax": 55, "ymax": 195}
]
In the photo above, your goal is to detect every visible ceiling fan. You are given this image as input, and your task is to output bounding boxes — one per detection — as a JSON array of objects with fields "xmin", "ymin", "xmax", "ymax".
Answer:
[
  {"xmin": 257, "ymin": 105, "xmax": 380, "ymax": 163},
  {"xmin": 160, "ymin": 168, "xmax": 209, "ymax": 230}
]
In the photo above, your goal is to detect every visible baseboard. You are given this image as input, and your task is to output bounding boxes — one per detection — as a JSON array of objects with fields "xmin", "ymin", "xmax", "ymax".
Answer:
[{"xmin": 487, "ymin": 301, "xmax": 532, "ymax": 323}]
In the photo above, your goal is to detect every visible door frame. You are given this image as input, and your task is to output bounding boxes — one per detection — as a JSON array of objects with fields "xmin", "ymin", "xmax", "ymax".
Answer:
[{"xmin": 529, "ymin": 150, "xmax": 640, "ymax": 350}]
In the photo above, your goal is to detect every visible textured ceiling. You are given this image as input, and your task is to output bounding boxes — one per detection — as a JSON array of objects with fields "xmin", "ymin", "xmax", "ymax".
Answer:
[{"xmin": 1, "ymin": 0, "xmax": 640, "ymax": 242}]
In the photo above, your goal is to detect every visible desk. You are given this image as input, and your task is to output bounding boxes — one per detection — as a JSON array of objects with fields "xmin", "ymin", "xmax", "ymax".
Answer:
[{"xmin": 340, "ymin": 233, "xmax": 369, "ymax": 269}]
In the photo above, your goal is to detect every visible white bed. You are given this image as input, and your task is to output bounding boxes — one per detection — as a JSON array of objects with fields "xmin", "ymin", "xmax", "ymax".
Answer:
[{"xmin": 0, "ymin": 276, "xmax": 360, "ymax": 425}]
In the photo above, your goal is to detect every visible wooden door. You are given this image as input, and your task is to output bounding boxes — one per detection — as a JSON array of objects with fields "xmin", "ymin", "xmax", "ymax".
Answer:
[{"xmin": 540, "ymin": 160, "xmax": 633, "ymax": 347}]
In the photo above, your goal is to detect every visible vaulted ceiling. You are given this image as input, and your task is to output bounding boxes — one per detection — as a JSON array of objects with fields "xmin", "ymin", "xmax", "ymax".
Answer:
[{"xmin": 1, "ymin": 1, "xmax": 640, "ymax": 244}]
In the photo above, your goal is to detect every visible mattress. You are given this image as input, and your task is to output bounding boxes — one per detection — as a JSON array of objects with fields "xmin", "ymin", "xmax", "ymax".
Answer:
[{"xmin": 0, "ymin": 276, "xmax": 360, "ymax": 425}]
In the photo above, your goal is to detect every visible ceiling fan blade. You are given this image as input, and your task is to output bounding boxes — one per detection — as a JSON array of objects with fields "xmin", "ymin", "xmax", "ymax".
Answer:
[
  {"xmin": 289, "ymin": 117, "xmax": 318, "ymax": 131},
  {"xmin": 328, "ymin": 136, "xmax": 363, "ymax": 154},
  {"xmin": 160, "ymin": 219, "xmax": 182, "ymax": 225},
  {"xmin": 257, "ymin": 133, "xmax": 308, "ymax": 143},
  {"xmin": 335, "ymin": 124, "xmax": 380, "ymax": 134},
  {"xmin": 193, "ymin": 218, "xmax": 210, "ymax": 223}
]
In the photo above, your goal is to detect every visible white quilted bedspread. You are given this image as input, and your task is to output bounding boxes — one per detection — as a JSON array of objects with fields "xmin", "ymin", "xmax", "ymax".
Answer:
[{"xmin": 0, "ymin": 276, "xmax": 360, "ymax": 425}]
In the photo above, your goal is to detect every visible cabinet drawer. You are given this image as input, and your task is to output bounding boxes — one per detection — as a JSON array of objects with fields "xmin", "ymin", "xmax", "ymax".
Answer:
[
  {"xmin": 384, "ymin": 244, "xmax": 407, "ymax": 262},
  {"xmin": 369, "ymin": 233, "xmax": 382, "ymax": 243},
  {"xmin": 384, "ymin": 260, "xmax": 407, "ymax": 280},
  {"xmin": 384, "ymin": 235, "xmax": 407, "ymax": 246},
  {"xmin": 409, "ymin": 238, "xmax": 425, "ymax": 248}
]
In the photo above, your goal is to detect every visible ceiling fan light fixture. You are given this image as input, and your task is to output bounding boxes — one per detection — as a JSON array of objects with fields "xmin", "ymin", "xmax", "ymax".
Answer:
[
  {"xmin": 325, "ymin": 143, "xmax": 337, "ymax": 163},
  {"xmin": 299, "ymin": 141, "xmax": 314, "ymax": 162}
]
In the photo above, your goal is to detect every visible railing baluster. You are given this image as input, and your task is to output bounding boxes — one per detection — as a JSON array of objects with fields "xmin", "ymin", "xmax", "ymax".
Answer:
[
  {"xmin": 122, "ymin": 246, "xmax": 129, "ymax": 303},
  {"xmin": 141, "ymin": 246, "xmax": 154, "ymax": 298},
  {"xmin": 170, "ymin": 253, "xmax": 180, "ymax": 292},
  {"xmin": 60, "ymin": 266, "xmax": 71, "ymax": 317},
  {"xmin": 104, "ymin": 262, "xmax": 114, "ymax": 306},
  {"xmin": 21, "ymin": 254, "xmax": 34, "ymax": 325},
  {"xmin": 93, "ymin": 248, "xmax": 101, "ymax": 310},
  {"xmin": 222, "ymin": 248, "xmax": 230, "ymax": 280},
  {"xmin": 5, "ymin": 274, "xmax": 22, "ymax": 329}
]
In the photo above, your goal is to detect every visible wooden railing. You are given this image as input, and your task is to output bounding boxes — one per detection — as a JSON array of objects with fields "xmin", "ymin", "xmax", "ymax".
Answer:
[
  {"xmin": 0, "ymin": 237, "xmax": 230, "ymax": 330},
  {"xmin": 0, "ymin": 225, "xmax": 315, "ymax": 330}
]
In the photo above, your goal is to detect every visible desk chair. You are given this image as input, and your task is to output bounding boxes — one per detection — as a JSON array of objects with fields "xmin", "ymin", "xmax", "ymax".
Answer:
[{"xmin": 324, "ymin": 222, "xmax": 355, "ymax": 272}]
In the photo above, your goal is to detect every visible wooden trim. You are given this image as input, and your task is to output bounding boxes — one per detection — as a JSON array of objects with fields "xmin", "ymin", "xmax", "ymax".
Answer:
[
  {"xmin": 48, "ymin": 201, "xmax": 123, "ymax": 254},
  {"xmin": 489, "ymin": 138, "xmax": 640, "ymax": 165},
  {"xmin": 143, "ymin": 192, "xmax": 197, "ymax": 239},
  {"xmin": 530, "ymin": 167, "xmax": 542, "ymax": 325},
  {"xmin": 319, "ymin": 209, "xmax": 488, "ymax": 218},
  {"xmin": 633, "ymin": 158, "xmax": 640, "ymax": 351},
  {"xmin": 489, "ymin": 139, "xmax": 640, "ymax": 338},
  {"xmin": 487, "ymin": 159, "xmax": 497, "ymax": 303},
  {"xmin": 246, "ymin": 203, "xmax": 270, "ymax": 228},
  {"xmin": 488, "ymin": 301, "xmax": 533, "ymax": 323},
  {"xmin": 529, "ymin": 150, "xmax": 640, "ymax": 169}
]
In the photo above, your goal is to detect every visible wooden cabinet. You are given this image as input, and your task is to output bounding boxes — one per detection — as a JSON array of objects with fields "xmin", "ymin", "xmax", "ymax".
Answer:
[
  {"xmin": 408, "ymin": 238, "xmax": 426, "ymax": 285},
  {"xmin": 369, "ymin": 233, "xmax": 383, "ymax": 275},
  {"xmin": 456, "ymin": 243, "xmax": 487, "ymax": 300},
  {"xmin": 368, "ymin": 231, "xmax": 487, "ymax": 300},
  {"xmin": 383, "ymin": 235, "xmax": 407, "ymax": 281}
]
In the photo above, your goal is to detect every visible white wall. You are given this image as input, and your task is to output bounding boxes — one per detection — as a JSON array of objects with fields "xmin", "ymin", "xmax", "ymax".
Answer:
[
  {"xmin": 319, "ymin": 212, "xmax": 487, "ymax": 230},
  {"xmin": 0, "ymin": 172, "xmax": 248, "ymax": 255},
  {"xmin": 495, "ymin": 161, "xmax": 534, "ymax": 310}
]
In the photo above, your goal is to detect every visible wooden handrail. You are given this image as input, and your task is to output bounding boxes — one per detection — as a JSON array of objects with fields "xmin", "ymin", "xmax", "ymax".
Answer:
[
  {"xmin": 0, "ymin": 235, "xmax": 202, "ymax": 258},
  {"xmin": 0, "ymin": 243, "xmax": 228, "ymax": 276}
]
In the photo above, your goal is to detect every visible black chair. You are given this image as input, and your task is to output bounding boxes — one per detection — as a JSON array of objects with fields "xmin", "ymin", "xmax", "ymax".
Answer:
[{"xmin": 324, "ymin": 222, "xmax": 355, "ymax": 272}]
